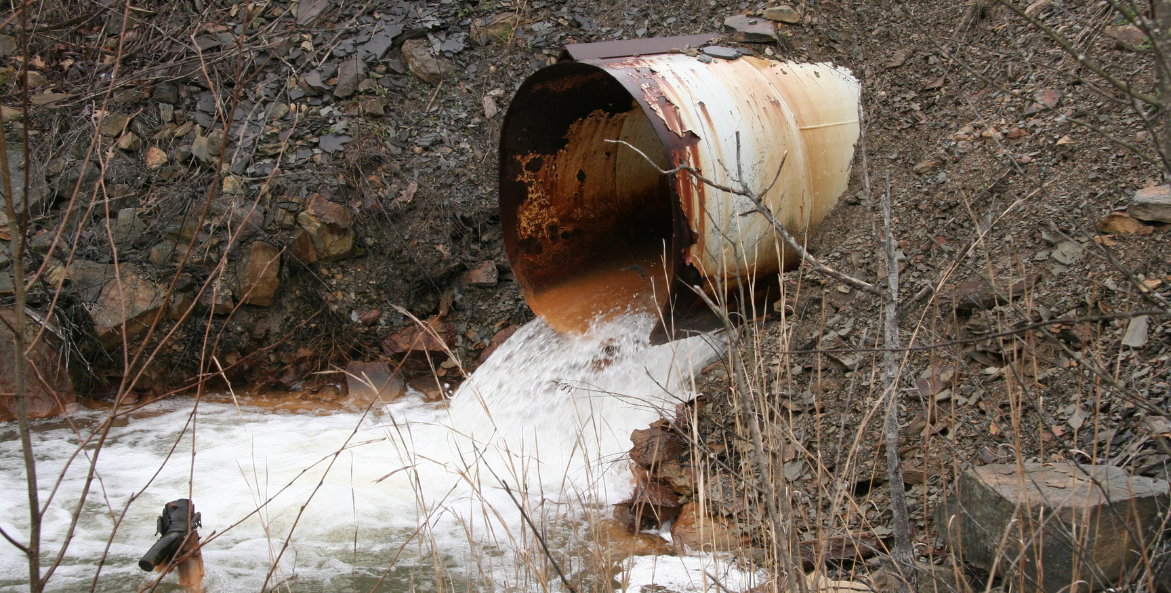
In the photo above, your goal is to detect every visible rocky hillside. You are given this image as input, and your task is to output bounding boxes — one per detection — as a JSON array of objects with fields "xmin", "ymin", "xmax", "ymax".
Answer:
[{"xmin": 2, "ymin": 0, "xmax": 1168, "ymax": 489}]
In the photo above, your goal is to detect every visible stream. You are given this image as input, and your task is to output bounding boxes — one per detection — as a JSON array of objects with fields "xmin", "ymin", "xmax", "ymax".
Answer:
[{"xmin": 0, "ymin": 315, "xmax": 763, "ymax": 592}]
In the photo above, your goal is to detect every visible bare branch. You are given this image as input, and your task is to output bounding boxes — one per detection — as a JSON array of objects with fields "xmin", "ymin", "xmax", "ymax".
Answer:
[
  {"xmin": 604, "ymin": 138, "xmax": 885, "ymax": 297},
  {"xmin": 992, "ymin": 0, "xmax": 1160, "ymax": 106},
  {"xmin": 878, "ymin": 172, "xmax": 916, "ymax": 580}
]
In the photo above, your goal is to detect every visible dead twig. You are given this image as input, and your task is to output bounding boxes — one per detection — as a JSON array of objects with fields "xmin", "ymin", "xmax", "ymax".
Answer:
[{"xmin": 604, "ymin": 138, "xmax": 884, "ymax": 297}]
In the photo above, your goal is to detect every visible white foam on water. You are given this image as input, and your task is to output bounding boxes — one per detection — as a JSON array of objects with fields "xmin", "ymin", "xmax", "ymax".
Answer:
[
  {"xmin": 0, "ymin": 315, "xmax": 724, "ymax": 592},
  {"xmin": 620, "ymin": 554, "xmax": 769, "ymax": 593}
]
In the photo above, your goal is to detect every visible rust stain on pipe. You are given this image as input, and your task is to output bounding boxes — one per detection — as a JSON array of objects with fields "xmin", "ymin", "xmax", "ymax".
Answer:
[{"xmin": 499, "ymin": 36, "xmax": 861, "ymax": 340}]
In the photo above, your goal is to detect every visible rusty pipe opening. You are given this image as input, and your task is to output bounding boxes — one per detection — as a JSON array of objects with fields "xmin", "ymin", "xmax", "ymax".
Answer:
[
  {"xmin": 500, "ymin": 43, "xmax": 861, "ymax": 340},
  {"xmin": 500, "ymin": 62, "xmax": 686, "ymax": 336}
]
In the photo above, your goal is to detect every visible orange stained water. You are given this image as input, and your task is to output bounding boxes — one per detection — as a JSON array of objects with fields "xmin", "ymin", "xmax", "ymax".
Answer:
[{"xmin": 528, "ymin": 245, "xmax": 670, "ymax": 335}]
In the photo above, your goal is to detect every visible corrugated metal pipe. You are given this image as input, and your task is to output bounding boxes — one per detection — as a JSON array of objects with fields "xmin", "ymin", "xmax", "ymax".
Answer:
[{"xmin": 499, "ymin": 35, "xmax": 861, "ymax": 341}]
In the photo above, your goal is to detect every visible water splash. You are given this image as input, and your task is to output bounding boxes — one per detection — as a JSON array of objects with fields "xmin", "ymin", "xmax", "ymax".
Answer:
[
  {"xmin": 446, "ymin": 315, "xmax": 723, "ymax": 499},
  {"xmin": 0, "ymin": 314, "xmax": 723, "ymax": 591}
]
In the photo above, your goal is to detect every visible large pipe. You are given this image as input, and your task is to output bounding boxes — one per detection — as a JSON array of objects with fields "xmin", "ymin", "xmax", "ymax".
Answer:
[{"xmin": 499, "ymin": 36, "xmax": 861, "ymax": 340}]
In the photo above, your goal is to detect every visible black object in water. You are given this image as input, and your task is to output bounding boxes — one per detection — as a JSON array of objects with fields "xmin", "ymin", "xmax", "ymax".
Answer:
[{"xmin": 138, "ymin": 499, "xmax": 201, "ymax": 571}]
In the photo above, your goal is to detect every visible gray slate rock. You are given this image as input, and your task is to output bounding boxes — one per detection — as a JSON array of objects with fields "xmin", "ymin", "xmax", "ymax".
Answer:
[
  {"xmin": 112, "ymin": 208, "xmax": 147, "ymax": 248},
  {"xmin": 1129, "ymin": 185, "xmax": 1171, "ymax": 223},
  {"xmin": 334, "ymin": 57, "xmax": 365, "ymax": 99},
  {"xmin": 303, "ymin": 71, "xmax": 330, "ymax": 93},
  {"xmin": 319, "ymin": 135, "xmax": 352, "ymax": 153},
  {"xmin": 702, "ymin": 46, "xmax": 743, "ymax": 60},
  {"xmin": 359, "ymin": 25, "xmax": 404, "ymax": 62}
]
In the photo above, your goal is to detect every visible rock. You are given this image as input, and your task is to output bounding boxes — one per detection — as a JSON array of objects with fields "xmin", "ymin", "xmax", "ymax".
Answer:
[
  {"xmin": 296, "ymin": 195, "xmax": 354, "ymax": 261},
  {"xmin": 173, "ymin": 121, "xmax": 195, "ymax": 139},
  {"xmin": 871, "ymin": 560, "xmax": 962, "ymax": 593},
  {"xmin": 274, "ymin": 208, "xmax": 296, "ymax": 229},
  {"xmin": 381, "ymin": 318, "xmax": 457, "ymax": 356},
  {"xmin": 629, "ymin": 427, "xmax": 686, "ymax": 469},
  {"xmin": 112, "ymin": 208, "xmax": 147, "ymax": 248},
  {"xmin": 191, "ymin": 137, "xmax": 213, "ymax": 164},
  {"xmin": 65, "ymin": 259, "xmax": 115, "ymax": 301},
  {"xmin": 23, "ymin": 70, "xmax": 47, "ymax": 88},
  {"xmin": 358, "ymin": 78, "xmax": 376, "ymax": 93},
  {"xmin": 702, "ymin": 45, "xmax": 744, "ymax": 60},
  {"xmin": 622, "ymin": 481, "xmax": 682, "ymax": 530},
  {"xmin": 477, "ymin": 324, "xmax": 518, "ymax": 363},
  {"xmin": 936, "ymin": 463, "xmax": 1169, "ymax": 593},
  {"xmin": 671, "ymin": 502, "xmax": 742, "ymax": 554},
  {"xmin": 191, "ymin": 130, "xmax": 225, "ymax": 164},
  {"xmin": 946, "ymin": 273, "xmax": 1039, "ymax": 312},
  {"xmin": 116, "ymin": 132, "xmax": 141, "ymax": 152},
  {"xmin": 152, "ymin": 82, "xmax": 179, "ymax": 104},
  {"xmin": 214, "ymin": 205, "xmax": 265, "ymax": 248},
  {"xmin": 1026, "ymin": 88, "xmax": 1061, "ymax": 114},
  {"xmin": 0, "ymin": 105, "xmax": 22, "ymax": 122},
  {"xmin": 334, "ymin": 56, "xmax": 365, "ymax": 99},
  {"xmin": 289, "ymin": 228, "xmax": 318, "ymax": 267},
  {"xmin": 461, "ymin": 261, "xmax": 498, "ymax": 287},
  {"xmin": 99, "ymin": 113, "xmax": 130, "ymax": 137},
  {"xmin": 0, "ymin": 308, "xmax": 75, "ymax": 422},
  {"xmin": 884, "ymin": 48, "xmax": 910, "ymax": 68},
  {"xmin": 723, "ymin": 15, "xmax": 777, "ymax": 42},
  {"xmin": 296, "ymin": 0, "xmax": 328, "ymax": 25},
  {"xmin": 471, "ymin": 13, "xmax": 521, "ymax": 45},
  {"xmin": 359, "ymin": 309, "xmax": 381, "ymax": 326},
  {"xmin": 236, "ymin": 241, "xmax": 281, "ymax": 306},
  {"xmin": 656, "ymin": 458, "xmax": 697, "ymax": 496},
  {"xmin": 302, "ymin": 71, "xmax": 329, "ymax": 93},
  {"xmin": 481, "ymin": 95, "xmax": 498, "ymax": 119},
  {"xmin": 408, "ymin": 375, "xmax": 450, "ymax": 402},
  {"xmin": 360, "ymin": 98, "xmax": 385, "ymax": 116},
  {"xmin": 268, "ymin": 102, "xmax": 290, "ymax": 120},
  {"xmin": 798, "ymin": 534, "xmax": 879, "ymax": 570},
  {"xmin": 913, "ymin": 158, "xmax": 943, "ymax": 174},
  {"xmin": 318, "ymin": 134, "xmax": 352, "ymax": 153},
  {"xmin": 90, "ymin": 268, "xmax": 163, "ymax": 349},
  {"xmin": 1051, "ymin": 240, "xmax": 1083, "ymax": 265},
  {"xmin": 1097, "ymin": 211, "xmax": 1149, "ymax": 234},
  {"xmin": 1104, "ymin": 24, "xmax": 1146, "ymax": 49},
  {"xmin": 145, "ymin": 146, "xmax": 168, "ymax": 170},
  {"xmin": 344, "ymin": 361, "xmax": 405, "ymax": 403},
  {"xmin": 901, "ymin": 461, "xmax": 927, "ymax": 485},
  {"xmin": 198, "ymin": 286, "xmax": 234, "ymax": 315},
  {"xmin": 1122, "ymin": 315, "xmax": 1149, "ymax": 348},
  {"xmin": 401, "ymin": 38, "xmax": 450, "ymax": 86},
  {"xmin": 222, "ymin": 175, "xmax": 245, "ymax": 195},
  {"xmin": 0, "ymin": 144, "xmax": 49, "ymax": 217},
  {"xmin": 597, "ymin": 519, "xmax": 673, "ymax": 560},
  {"xmin": 1129, "ymin": 185, "xmax": 1171, "ymax": 223},
  {"xmin": 148, "ymin": 242, "xmax": 174, "ymax": 266},
  {"xmin": 167, "ymin": 292, "xmax": 194, "ymax": 321},
  {"xmin": 763, "ymin": 5, "xmax": 801, "ymax": 23}
]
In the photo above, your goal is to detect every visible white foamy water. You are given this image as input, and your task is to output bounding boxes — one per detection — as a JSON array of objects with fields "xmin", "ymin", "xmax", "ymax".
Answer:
[{"xmin": 0, "ymin": 315, "xmax": 725, "ymax": 592}]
